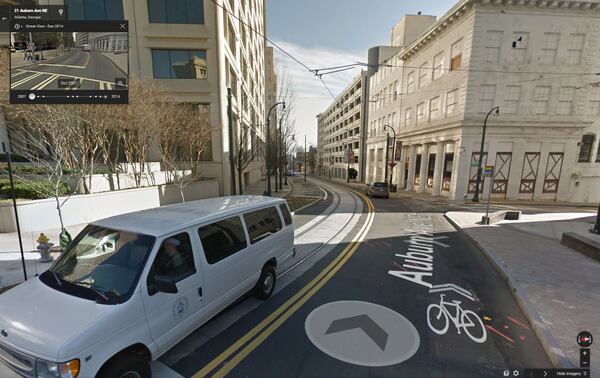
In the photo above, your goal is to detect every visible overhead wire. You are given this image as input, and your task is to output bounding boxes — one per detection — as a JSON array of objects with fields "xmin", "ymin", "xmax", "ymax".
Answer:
[{"xmin": 208, "ymin": 0, "xmax": 337, "ymax": 99}]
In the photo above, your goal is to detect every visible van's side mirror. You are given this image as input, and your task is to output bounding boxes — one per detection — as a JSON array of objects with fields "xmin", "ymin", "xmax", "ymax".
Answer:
[{"xmin": 154, "ymin": 275, "xmax": 178, "ymax": 294}]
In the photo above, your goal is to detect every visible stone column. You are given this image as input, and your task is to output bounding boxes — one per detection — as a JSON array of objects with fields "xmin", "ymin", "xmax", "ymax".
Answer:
[
  {"xmin": 432, "ymin": 142, "xmax": 446, "ymax": 196},
  {"xmin": 507, "ymin": 139, "xmax": 526, "ymax": 200},
  {"xmin": 406, "ymin": 145, "xmax": 417, "ymax": 191},
  {"xmin": 399, "ymin": 146, "xmax": 407, "ymax": 189},
  {"xmin": 418, "ymin": 144, "xmax": 430, "ymax": 193},
  {"xmin": 373, "ymin": 147, "xmax": 379, "ymax": 183},
  {"xmin": 450, "ymin": 140, "xmax": 471, "ymax": 200}
]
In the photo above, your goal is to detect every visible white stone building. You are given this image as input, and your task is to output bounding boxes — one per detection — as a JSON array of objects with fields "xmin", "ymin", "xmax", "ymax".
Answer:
[
  {"xmin": 364, "ymin": 0, "xmax": 600, "ymax": 203},
  {"xmin": 317, "ymin": 72, "xmax": 368, "ymax": 181}
]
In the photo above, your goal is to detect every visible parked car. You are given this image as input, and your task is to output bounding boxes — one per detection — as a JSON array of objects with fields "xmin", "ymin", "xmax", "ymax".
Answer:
[
  {"xmin": 0, "ymin": 196, "xmax": 295, "ymax": 378},
  {"xmin": 366, "ymin": 182, "xmax": 390, "ymax": 198},
  {"xmin": 287, "ymin": 169, "xmax": 294, "ymax": 176}
]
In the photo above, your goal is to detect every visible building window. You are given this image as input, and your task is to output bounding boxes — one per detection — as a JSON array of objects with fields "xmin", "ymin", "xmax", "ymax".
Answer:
[
  {"xmin": 404, "ymin": 108, "xmax": 413, "ymax": 127},
  {"xmin": 512, "ymin": 32, "xmax": 529, "ymax": 64},
  {"xmin": 578, "ymin": 134, "xmax": 595, "ymax": 163},
  {"xmin": 418, "ymin": 62, "xmax": 429, "ymax": 88},
  {"xmin": 416, "ymin": 102, "xmax": 425, "ymax": 124},
  {"xmin": 556, "ymin": 87, "xmax": 576, "ymax": 115},
  {"xmin": 504, "ymin": 85, "xmax": 521, "ymax": 114},
  {"xmin": 532, "ymin": 86, "xmax": 551, "ymax": 114},
  {"xmin": 446, "ymin": 89, "xmax": 458, "ymax": 115},
  {"xmin": 393, "ymin": 81, "xmax": 398, "ymax": 101},
  {"xmin": 484, "ymin": 30, "xmax": 503, "ymax": 63},
  {"xmin": 566, "ymin": 33, "xmax": 585, "ymax": 65},
  {"xmin": 540, "ymin": 32, "xmax": 559, "ymax": 65},
  {"xmin": 407, "ymin": 71, "xmax": 415, "ymax": 93},
  {"xmin": 479, "ymin": 85, "xmax": 496, "ymax": 113},
  {"xmin": 433, "ymin": 52, "xmax": 444, "ymax": 80},
  {"xmin": 590, "ymin": 100, "xmax": 600, "ymax": 116},
  {"xmin": 429, "ymin": 96, "xmax": 440, "ymax": 120},
  {"xmin": 65, "ymin": 0, "xmax": 124, "ymax": 20},
  {"xmin": 148, "ymin": 0, "xmax": 205, "ymax": 24},
  {"xmin": 152, "ymin": 49, "xmax": 208, "ymax": 79},
  {"xmin": 450, "ymin": 38, "xmax": 462, "ymax": 71}
]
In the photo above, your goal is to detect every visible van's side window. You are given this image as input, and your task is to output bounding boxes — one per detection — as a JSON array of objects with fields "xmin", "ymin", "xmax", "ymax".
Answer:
[
  {"xmin": 279, "ymin": 203, "xmax": 292, "ymax": 226},
  {"xmin": 198, "ymin": 216, "xmax": 247, "ymax": 264},
  {"xmin": 244, "ymin": 207, "xmax": 283, "ymax": 244},
  {"xmin": 147, "ymin": 232, "xmax": 196, "ymax": 295}
]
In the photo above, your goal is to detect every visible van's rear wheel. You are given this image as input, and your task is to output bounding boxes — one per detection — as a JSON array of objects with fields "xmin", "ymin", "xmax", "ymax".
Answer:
[
  {"xmin": 254, "ymin": 266, "xmax": 276, "ymax": 299},
  {"xmin": 98, "ymin": 354, "xmax": 150, "ymax": 378}
]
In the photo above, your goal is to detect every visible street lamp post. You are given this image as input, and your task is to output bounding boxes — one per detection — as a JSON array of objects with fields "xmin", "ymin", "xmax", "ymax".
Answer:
[
  {"xmin": 383, "ymin": 125, "xmax": 397, "ymax": 185},
  {"xmin": 304, "ymin": 135, "xmax": 307, "ymax": 182},
  {"xmin": 593, "ymin": 202, "xmax": 600, "ymax": 234},
  {"xmin": 264, "ymin": 101, "xmax": 285, "ymax": 196},
  {"xmin": 472, "ymin": 106, "xmax": 500, "ymax": 203}
]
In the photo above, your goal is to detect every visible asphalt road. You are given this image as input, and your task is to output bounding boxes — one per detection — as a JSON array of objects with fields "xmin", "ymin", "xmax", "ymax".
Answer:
[
  {"xmin": 164, "ymin": 179, "xmax": 552, "ymax": 377},
  {"xmin": 10, "ymin": 49, "xmax": 126, "ymax": 91}
]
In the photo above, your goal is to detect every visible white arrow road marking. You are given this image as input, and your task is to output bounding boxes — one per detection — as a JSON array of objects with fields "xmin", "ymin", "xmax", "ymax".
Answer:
[{"xmin": 429, "ymin": 283, "xmax": 474, "ymax": 301}]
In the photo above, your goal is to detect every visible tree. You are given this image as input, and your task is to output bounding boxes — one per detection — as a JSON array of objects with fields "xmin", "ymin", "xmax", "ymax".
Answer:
[
  {"xmin": 3, "ymin": 105, "xmax": 78, "ymax": 235},
  {"xmin": 276, "ymin": 65, "xmax": 297, "ymax": 186},
  {"xmin": 157, "ymin": 103, "xmax": 214, "ymax": 202},
  {"xmin": 234, "ymin": 122, "xmax": 254, "ymax": 194}
]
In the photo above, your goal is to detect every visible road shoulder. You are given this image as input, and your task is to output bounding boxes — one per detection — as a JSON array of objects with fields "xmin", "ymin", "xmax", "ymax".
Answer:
[{"xmin": 445, "ymin": 211, "xmax": 599, "ymax": 374}]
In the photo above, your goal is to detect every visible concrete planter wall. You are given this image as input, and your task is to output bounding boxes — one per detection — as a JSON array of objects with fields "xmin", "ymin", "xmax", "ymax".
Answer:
[{"xmin": 0, "ymin": 180, "xmax": 219, "ymax": 233}]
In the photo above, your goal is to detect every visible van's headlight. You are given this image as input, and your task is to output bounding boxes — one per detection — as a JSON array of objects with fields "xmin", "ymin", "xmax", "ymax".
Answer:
[{"xmin": 37, "ymin": 359, "xmax": 80, "ymax": 378}]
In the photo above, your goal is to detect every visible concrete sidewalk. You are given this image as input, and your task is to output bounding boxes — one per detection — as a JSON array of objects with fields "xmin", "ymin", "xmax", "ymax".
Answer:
[
  {"xmin": 445, "ymin": 211, "xmax": 599, "ymax": 374},
  {"xmin": 321, "ymin": 176, "xmax": 597, "ymax": 209}
]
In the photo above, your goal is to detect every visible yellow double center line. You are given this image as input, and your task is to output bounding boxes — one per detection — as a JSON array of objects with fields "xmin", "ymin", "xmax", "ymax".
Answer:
[{"xmin": 194, "ymin": 189, "xmax": 375, "ymax": 378}]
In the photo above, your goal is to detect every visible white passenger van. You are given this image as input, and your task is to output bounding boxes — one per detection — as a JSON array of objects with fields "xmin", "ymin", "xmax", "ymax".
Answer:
[{"xmin": 0, "ymin": 196, "xmax": 295, "ymax": 378}]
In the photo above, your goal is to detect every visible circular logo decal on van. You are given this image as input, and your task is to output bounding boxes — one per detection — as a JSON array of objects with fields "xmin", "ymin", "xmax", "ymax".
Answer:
[
  {"xmin": 173, "ymin": 297, "xmax": 189, "ymax": 319},
  {"xmin": 1, "ymin": 329, "xmax": 7, "ymax": 337}
]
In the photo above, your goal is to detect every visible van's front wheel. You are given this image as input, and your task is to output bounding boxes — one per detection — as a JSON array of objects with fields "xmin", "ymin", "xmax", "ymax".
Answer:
[
  {"xmin": 98, "ymin": 354, "xmax": 150, "ymax": 378},
  {"xmin": 254, "ymin": 266, "xmax": 276, "ymax": 299}
]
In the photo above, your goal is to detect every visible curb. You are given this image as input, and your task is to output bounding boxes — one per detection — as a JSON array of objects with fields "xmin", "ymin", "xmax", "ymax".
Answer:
[
  {"xmin": 289, "ymin": 180, "xmax": 326, "ymax": 215},
  {"xmin": 443, "ymin": 213, "xmax": 574, "ymax": 369}
]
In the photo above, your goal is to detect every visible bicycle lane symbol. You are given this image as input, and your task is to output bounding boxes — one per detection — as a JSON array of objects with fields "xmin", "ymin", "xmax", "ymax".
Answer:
[{"xmin": 426, "ymin": 283, "xmax": 487, "ymax": 344}]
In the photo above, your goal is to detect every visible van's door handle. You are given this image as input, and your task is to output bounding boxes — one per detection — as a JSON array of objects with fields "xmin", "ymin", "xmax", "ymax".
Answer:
[{"xmin": 198, "ymin": 287, "xmax": 203, "ymax": 297}]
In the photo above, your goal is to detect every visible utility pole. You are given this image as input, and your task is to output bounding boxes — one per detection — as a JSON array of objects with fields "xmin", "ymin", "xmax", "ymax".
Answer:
[
  {"xmin": 384, "ymin": 132, "xmax": 390, "ymax": 182},
  {"xmin": 2, "ymin": 139, "xmax": 27, "ymax": 281},
  {"xmin": 304, "ymin": 135, "xmax": 307, "ymax": 182},
  {"xmin": 473, "ymin": 106, "xmax": 499, "ymax": 202},
  {"xmin": 274, "ymin": 121, "xmax": 279, "ymax": 193},
  {"xmin": 594, "ymin": 202, "xmax": 600, "ymax": 234},
  {"xmin": 227, "ymin": 88, "xmax": 236, "ymax": 196},
  {"xmin": 264, "ymin": 102, "xmax": 285, "ymax": 196},
  {"xmin": 384, "ymin": 125, "xmax": 397, "ymax": 186},
  {"xmin": 279, "ymin": 117, "xmax": 284, "ymax": 190}
]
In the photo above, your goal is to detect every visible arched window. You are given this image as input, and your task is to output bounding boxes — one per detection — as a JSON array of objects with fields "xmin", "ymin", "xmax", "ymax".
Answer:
[{"xmin": 578, "ymin": 134, "xmax": 595, "ymax": 163}]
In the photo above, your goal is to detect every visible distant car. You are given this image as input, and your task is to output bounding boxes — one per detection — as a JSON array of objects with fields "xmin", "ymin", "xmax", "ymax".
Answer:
[
  {"xmin": 9, "ymin": 46, "xmax": 15, "ymax": 53},
  {"xmin": 287, "ymin": 169, "xmax": 294, "ymax": 176},
  {"xmin": 82, "ymin": 44, "xmax": 91, "ymax": 51},
  {"xmin": 366, "ymin": 182, "xmax": 389, "ymax": 199}
]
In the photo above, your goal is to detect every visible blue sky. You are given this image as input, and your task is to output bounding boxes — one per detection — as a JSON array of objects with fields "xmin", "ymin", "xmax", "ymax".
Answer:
[{"xmin": 266, "ymin": 0, "xmax": 457, "ymax": 145}]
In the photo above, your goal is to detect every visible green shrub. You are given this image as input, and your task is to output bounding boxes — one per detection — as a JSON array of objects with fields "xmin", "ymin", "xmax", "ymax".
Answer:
[
  {"xmin": 0, "ymin": 164, "xmax": 72, "ymax": 175},
  {"xmin": 0, "ymin": 179, "xmax": 70, "ymax": 200}
]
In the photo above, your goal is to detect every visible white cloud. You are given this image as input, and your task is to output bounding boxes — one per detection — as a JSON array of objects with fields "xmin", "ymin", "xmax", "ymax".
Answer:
[{"xmin": 272, "ymin": 40, "xmax": 365, "ymax": 144}]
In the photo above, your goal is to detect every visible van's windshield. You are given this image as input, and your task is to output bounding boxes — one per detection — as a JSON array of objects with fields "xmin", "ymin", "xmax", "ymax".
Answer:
[{"xmin": 40, "ymin": 225, "xmax": 155, "ymax": 304}]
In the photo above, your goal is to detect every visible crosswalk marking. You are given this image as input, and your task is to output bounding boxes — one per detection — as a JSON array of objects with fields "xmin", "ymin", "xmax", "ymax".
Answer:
[
  {"xmin": 10, "ymin": 72, "xmax": 45, "ymax": 89},
  {"xmin": 31, "ymin": 74, "xmax": 60, "ymax": 90}
]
